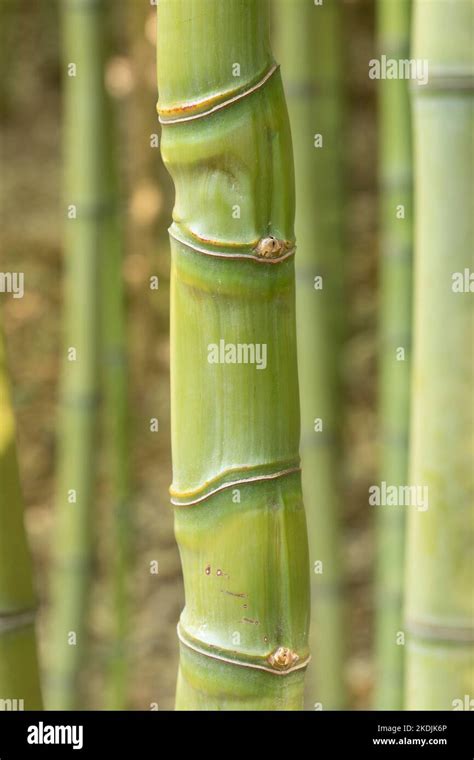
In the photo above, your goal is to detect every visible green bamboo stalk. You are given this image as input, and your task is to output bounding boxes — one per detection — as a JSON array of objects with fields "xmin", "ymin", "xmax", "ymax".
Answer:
[
  {"xmin": 157, "ymin": 0, "xmax": 310, "ymax": 710},
  {"xmin": 274, "ymin": 0, "xmax": 346, "ymax": 710},
  {"xmin": 0, "ymin": 318, "xmax": 43, "ymax": 710},
  {"xmin": 101, "ymin": 102, "xmax": 130, "ymax": 711},
  {"xmin": 46, "ymin": 0, "xmax": 108, "ymax": 710},
  {"xmin": 0, "ymin": 0, "xmax": 12, "ymax": 118},
  {"xmin": 405, "ymin": 0, "xmax": 474, "ymax": 709},
  {"xmin": 374, "ymin": 0, "xmax": 412, "ymax": 710}
]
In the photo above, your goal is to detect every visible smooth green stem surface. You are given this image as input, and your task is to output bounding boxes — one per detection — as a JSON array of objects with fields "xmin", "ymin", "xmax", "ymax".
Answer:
[
  {"xmin": 95, "ymin": 4, "xmax": 130, "ymax": 710},
  {"xmin": 374, "ymin": 0, "xmax": 412, "ymax": 711},
  {"xmin": 47, "ymin": 0, "xmax": 109, "ymax": 710},
  {"xmin": 102, "ymin": 116, "xmax": 130, "ymax": 712},
  {"xmin": 405, "ymin": 0, "xmax": 474, "ymax": 709},
  {"xmin": 157, "ymin": 0, "xmax": 310, "ymax": 710},
  {"xmin": 0, "ymin": 321, "xmax": 43, "ymax": 710}
]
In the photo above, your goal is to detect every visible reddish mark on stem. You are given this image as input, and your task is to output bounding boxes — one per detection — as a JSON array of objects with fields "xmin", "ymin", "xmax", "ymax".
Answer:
[
  {"xmin": 221, "ymin": 590, "xmax": 247, "ymax": 598},
  {"xmin": 242, "ymin": 617, "xmax": 259, "ymax": 625},
  {"xmin": 205, "ymin": 565, "xmax": 211, "ymax": 576}
]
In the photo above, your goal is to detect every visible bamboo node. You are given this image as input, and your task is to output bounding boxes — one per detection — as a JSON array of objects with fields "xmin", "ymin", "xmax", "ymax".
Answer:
[
  {"xmin": 255, "ymin": 236, "xmax": 292, "ymax": 259},
  {"xmin": 158, "ymin": 63, "xmax": 279, "ymax": 125},
  {"xmin": 267, "ymin": 646, "xmax": 299, "ymax": 671},
  {"xmin": 0, "ymin": 608, "xmax": 37, "ymax": 635}
]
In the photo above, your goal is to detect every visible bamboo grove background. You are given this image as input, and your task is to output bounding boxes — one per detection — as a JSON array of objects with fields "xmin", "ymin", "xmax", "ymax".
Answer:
[{"xmin": 0, "ymin": 0, "xmax": 472, "ymax": 710}]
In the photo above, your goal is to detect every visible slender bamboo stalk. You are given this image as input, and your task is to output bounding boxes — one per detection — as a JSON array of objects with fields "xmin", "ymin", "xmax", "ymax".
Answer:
[
  {"xmin": 101, "ymin": 102, "xmax": 130, "ymax": 711},
  {"xmin": 374, "ymin": 0, "xmax": 412, "ymax": 710},
  {"xmin": 157, "ymin": 0, "xmax": 310, "ymax": 710},
  {"xmin": 405, "ymin": 0, "xmax": 474, "ymax": 709},
  {"xmin": 46, "ymin": 0, "xmax": 107, "ymax": 709},
  {"xmin": 0, "ymin": 318, "xmax": 43, "ymax": 710},
  {"xmin": 0, "ymin": 0, "xmax": 12, "ymax": 118},
  {"xmin": 274, "ymin": 0, "xmax": 346, "ymax": 710}
]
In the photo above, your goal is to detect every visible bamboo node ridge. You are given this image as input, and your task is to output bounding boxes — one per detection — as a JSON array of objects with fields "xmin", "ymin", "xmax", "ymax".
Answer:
[
  {"xmin": 0, "ymin": 608, "xmax": 37, "ymax": 635},
  {"xmin": 170, "ymin": 462, "xmax": 301, "ymax": 507},
  {"xmin": 177, "ymin": 623, "xmax": 310, "ymax": 675},
  {"xmin": 157, "ymin": 63, "xmax": 279, "ymax": 124},
  {"xmin": 169, "ymin": 225, "xmax": 296, "ymax": 265},
  {"xmin": 405, "ymin": 618, "xmax": 474, "ymax": 643},
  {"xmin": 410, "ymin": 66, "xmax": 474, "ymax": 93}
]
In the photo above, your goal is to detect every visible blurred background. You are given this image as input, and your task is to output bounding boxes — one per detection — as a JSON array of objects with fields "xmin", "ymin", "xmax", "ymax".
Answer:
[{"xmin": 0, "ymin": 0, "xmax": 378, "ymax": 709}]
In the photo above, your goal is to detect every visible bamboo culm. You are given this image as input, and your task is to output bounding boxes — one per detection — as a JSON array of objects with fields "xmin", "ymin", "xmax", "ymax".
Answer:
[
  {"xmin": 101, "ymin": 87, "xmax": 130, "ymax": 713},
  {"xmin": 0, "ymin": 319, "xmax": 43, "ymax": 710},
  {"xmin": 404, "ymin": 0, "xmax": 474, "ymax": 708},
  {"xmin": 275, "ymin": 0, "xmax": 346, "ymax": 710},
  {"xmin": 374, "ymin": 0, "xmax": 413, "ymax": 710},
  {"xmin": 157, "ymin": 0, "xmax": 310, "ymax": 709},
  {"xmin": 46, "ymin": 0, "xmax": 109, "ymax": 709}
]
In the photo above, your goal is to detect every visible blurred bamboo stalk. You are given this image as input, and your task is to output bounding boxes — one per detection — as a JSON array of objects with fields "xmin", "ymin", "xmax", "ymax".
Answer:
[
  {"xmin": 0, "ymin": 0, "xmax": 12, "ymax": 118},
  {"xmin": 47, "ymin": 0, "xmax": 108, "ymax": 709},
  {"xmin": 101, "ymin": 95, "xmax": 130, "ymax": 712},
  {"xmin": 157, "ymin": 0, "xmax": 310, "ymax": 709},
  {"xmin": 0, "ymin": 318, "xmax": 43, "ymax": 709},
  {"xmin": 374, "ymin": 0, "xmax": 412, "ymax": 710},
  {"xmin": 405, "ymin": 0, "xmax": 474, "ymax": 708},
  {"xmin": 127, "ymin": 0, "xmax": 166, "ymax": 368},
  {"xmin": 275, "ymin": 0, "xmax": 346, "ymax": 709}
]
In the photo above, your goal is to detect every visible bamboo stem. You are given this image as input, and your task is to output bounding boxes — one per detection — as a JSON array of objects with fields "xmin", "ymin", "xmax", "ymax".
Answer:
[
  {"xmin": 157, "ymin": 0, "xmax": 310, "ymax": 710},
  {"xmin": 0, "ymin": 318, "xmax": 43, "ymax": 710},
  {"xmin": 101, "ymin": 94, "xmax": 130, "ymax": 710},
  {"xmin": 0, "ymin": 0, "xmax": 12, "ymax": 118},
  {"xmin": 275, "ymin": 0, "xmax": 346, "ymax": 710},
  {"xmin": 46, "ymin": 0, "xmax": 108, "ymax": 710},
  {"xmin": 101, "ymin": 101, "xmax": 130, "ymax": 712},
  {"xmin": 374, "ymin": 0, "xmax": 413, "ymax": 710},
  {"xmin": 405, "ymin": 0, "xmax": 474, "ymax": 709}
]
